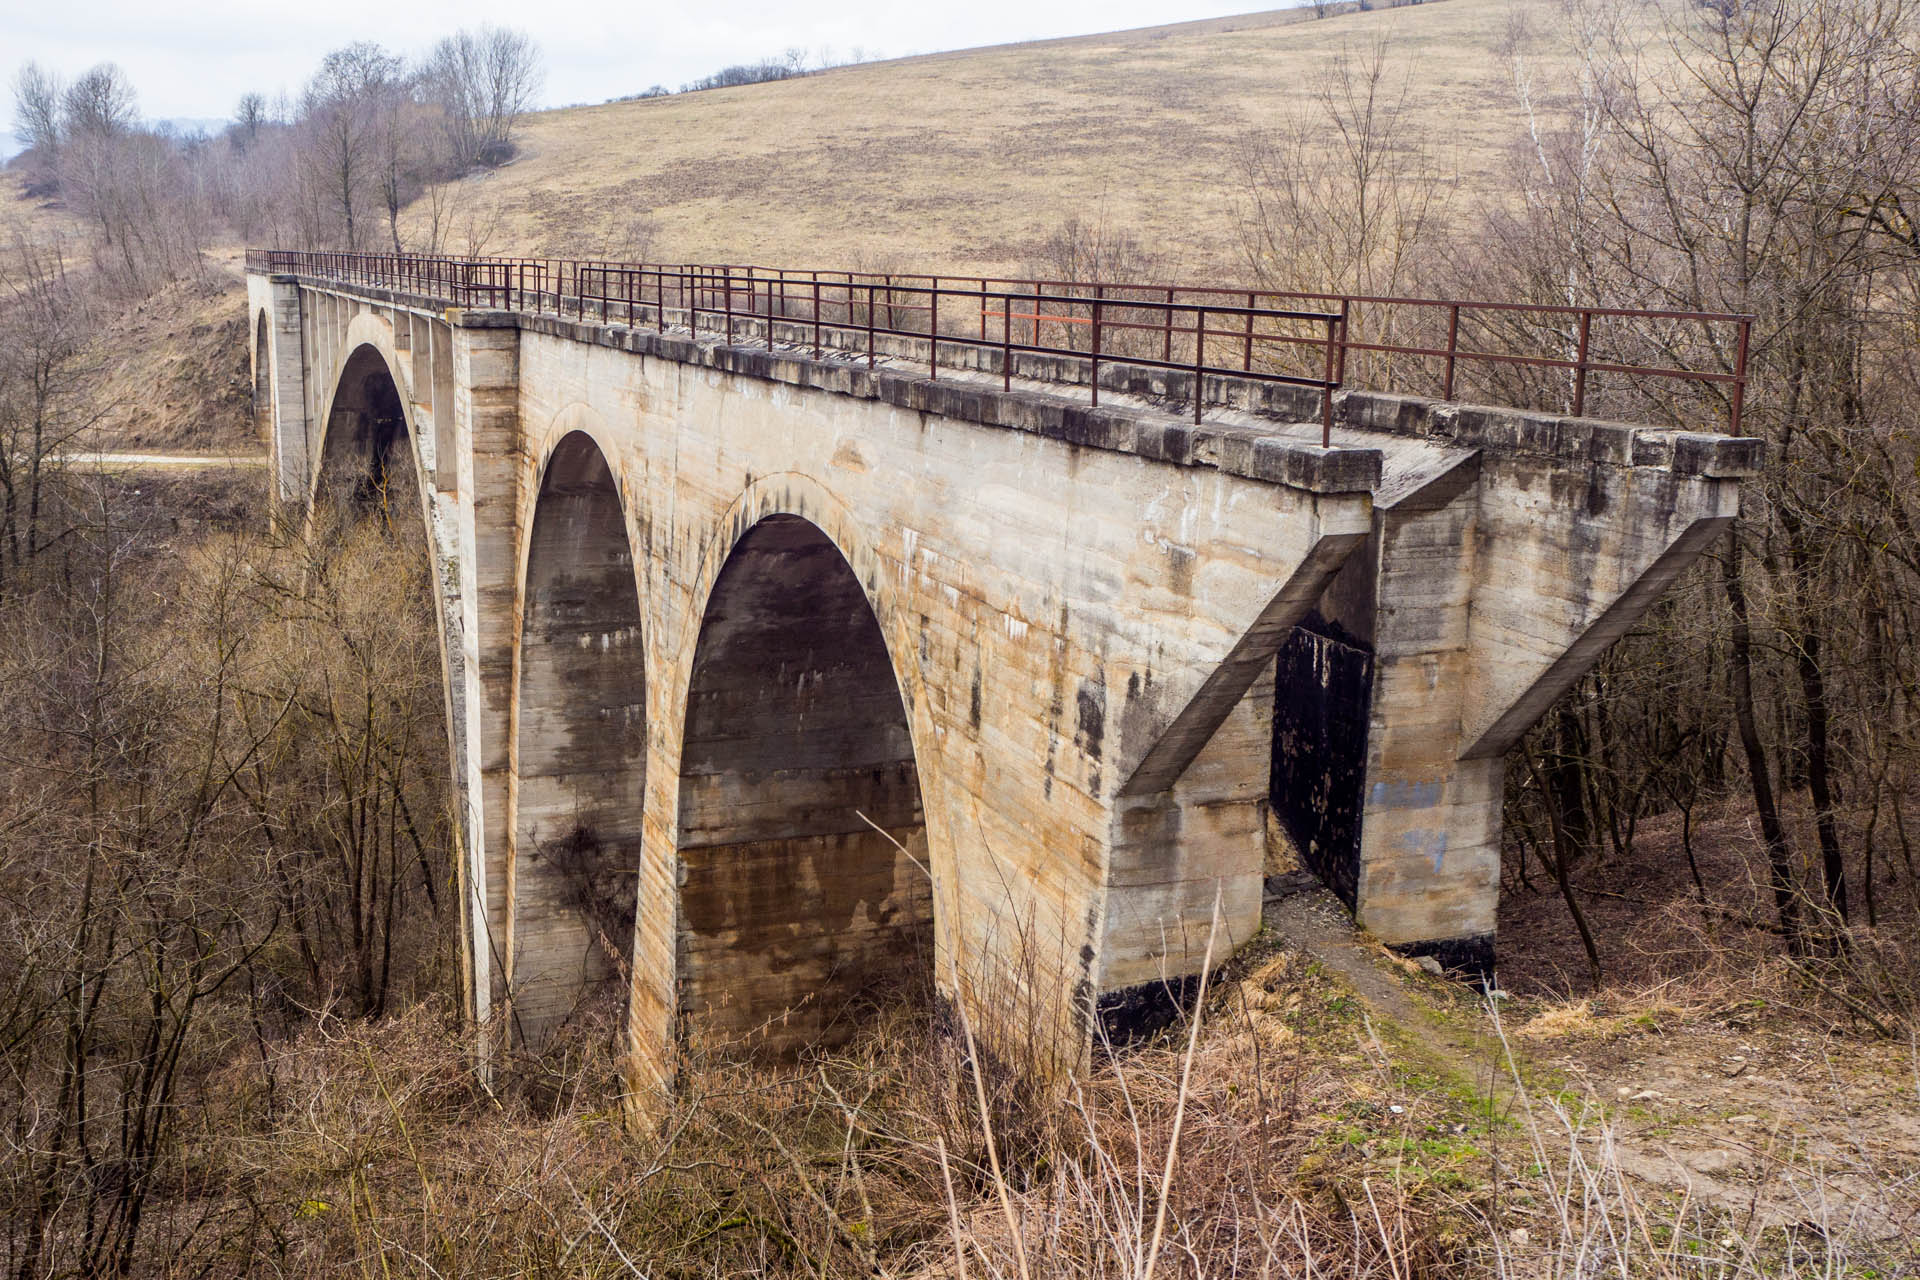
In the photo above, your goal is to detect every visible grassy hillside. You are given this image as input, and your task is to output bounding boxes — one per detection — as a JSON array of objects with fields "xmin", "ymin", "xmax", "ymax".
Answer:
[{"xmin": 434, "ymin": 0, "xmax": 1563, "ymax": 277}]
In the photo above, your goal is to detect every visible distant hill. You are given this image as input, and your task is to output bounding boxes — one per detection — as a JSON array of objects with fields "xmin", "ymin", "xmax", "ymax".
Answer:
[{"xmin": 414, "ymin": 0, "xmax": 1572, "ymax": 277}]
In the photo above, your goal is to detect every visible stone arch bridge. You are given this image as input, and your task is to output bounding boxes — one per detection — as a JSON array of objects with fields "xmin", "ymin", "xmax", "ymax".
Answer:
[{"xmin": 246, "ymin": 252, "xmax": 1758, "ymax": 1094}]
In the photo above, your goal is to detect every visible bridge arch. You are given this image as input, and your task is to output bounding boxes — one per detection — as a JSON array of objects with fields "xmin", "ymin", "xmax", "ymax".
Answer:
[
  {"xmin": 312, "ymin": 325, "xmax": 423, "ymax": 516},
  {"xmin": 657, "ymin": 477, "xmax": 949, "ymax": 1058},
  {"xmin": 507, "ymin": 420, "xmax": 648, "ymax": 1047}
]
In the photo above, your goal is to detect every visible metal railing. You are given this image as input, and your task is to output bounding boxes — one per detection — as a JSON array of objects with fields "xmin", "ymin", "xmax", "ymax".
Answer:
[{"xmin": 249, "ymin": 249, "xmax": 1755, "ymax": 442}]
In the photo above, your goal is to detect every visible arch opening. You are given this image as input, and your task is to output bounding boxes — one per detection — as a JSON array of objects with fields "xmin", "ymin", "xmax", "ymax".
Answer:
[
  {"xmin": 317, "ymin": 344, "xmax": 416, "ymax": 514},
  {"xmin": 511, "ymin": 433, "xmax": 647, "ymax": 1047},
  {"xmin": 677, "ymin": 514, "xmax": 931, "ymax": 1055},
  {"xmin": 253, "ymin": 313, "xmax": 272, "ymax": 447},
  {"xmin": 295, "ymin": 337, "xmax": 456, "ymax": 1026}
]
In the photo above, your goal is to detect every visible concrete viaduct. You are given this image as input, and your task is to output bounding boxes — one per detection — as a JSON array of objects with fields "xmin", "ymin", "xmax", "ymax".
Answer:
[{"xmin": 245, "ymin": 253, "xmax": 1759, "ymax": 1094}]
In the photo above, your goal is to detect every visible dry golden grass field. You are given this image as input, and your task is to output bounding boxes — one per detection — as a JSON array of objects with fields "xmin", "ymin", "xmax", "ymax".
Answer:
[{"xmin": 430, "ymin": 0, "xmax": 1577, "ymax": 277}]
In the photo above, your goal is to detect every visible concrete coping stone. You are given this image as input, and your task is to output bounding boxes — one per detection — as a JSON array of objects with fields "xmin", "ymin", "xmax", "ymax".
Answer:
[
  {"xmin": 1336, "ymin": 389, "xmax": 1763, "ymax": 476},
  {"xmin": 515, "ymin": 309, "xmax": 1385, "ymax": 496}
]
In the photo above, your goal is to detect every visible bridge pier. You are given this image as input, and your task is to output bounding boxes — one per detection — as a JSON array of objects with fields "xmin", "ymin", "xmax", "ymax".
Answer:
[
  {"xmin": 248, "ymin": 262, "xmax": 1759, "ymax": 1103},
  {"xmin": 257, "ymin": 277, "xmax": 309, "ymax": 510}
]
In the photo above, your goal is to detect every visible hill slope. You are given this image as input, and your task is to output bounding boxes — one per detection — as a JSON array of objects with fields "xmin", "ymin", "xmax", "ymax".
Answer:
[{"xmin": 438, "ymin": 0, "xmax": 1562, "ymax": 277}]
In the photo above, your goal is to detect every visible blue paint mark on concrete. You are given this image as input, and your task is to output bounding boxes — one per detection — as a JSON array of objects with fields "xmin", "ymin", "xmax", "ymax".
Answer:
[
  {"xmin": 1396, "ymin": 828, "xmax": 1450, "ymax": 872},
  {"xmin": 1370, "ymin": 779, "xmax": 1444, "ymax": 810}
]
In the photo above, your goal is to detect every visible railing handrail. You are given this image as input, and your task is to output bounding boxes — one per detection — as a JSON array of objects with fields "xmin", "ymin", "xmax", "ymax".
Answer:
[{"xmin": 247, "ymin": 248, "xmax": 1755, "ymax": 439}]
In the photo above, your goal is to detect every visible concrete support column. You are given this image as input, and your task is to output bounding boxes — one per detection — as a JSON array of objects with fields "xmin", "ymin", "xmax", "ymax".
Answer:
[
  {"xmin": 1349, "ymin": 456, "xmax": 1492, "ymax": 971},
  {"xmin": 449, "ymin": 317, "xmax": 524, "ymax": 1032},
  {"xmin": 1105, "ymin": 672, "xmax": 1274, "ymax": 1023},
  {"xmin": 266, "ymin": 278, "xmax": 310, "ymax": 510},
  {"xmin": 432, "ymin": 323, "xmax": 458, "ymax": 494},
  {"xmin": 1101, "ymin": 497, "xmax": 1373, "ymax": 1031}
]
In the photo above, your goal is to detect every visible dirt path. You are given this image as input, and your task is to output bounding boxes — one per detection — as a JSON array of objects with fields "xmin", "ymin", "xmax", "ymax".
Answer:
[
  {"xmin": 1264, "ymin": 883, "xmax": 1510, "ymax": 1081},
  {"xmin": 68, "ymin": 452, "xmax": 268, "ymax": 470}
]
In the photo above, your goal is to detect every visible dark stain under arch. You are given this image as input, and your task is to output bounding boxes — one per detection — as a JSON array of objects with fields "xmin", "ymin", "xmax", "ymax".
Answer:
[{"xmin": 675, "ymin": 513, "xmax": 932, "ymax": 1054}]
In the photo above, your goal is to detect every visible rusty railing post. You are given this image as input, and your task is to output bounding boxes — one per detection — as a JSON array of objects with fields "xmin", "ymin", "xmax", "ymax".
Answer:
[
  {"xmin": 1321, "ymin": 312, "xmax": 1341, "ymax": 448},
  {"xmin": 1244, "ymin": 291, "xmax": 1255, "ymax": 371},
  {"xmin": 1444, "ymin": 303, "xmax": 1461, "ymax": 401},
  {"xmin": 1336, "ymin": 299, "xmax": 1351, "ymax": 387},
  {"xmin": 1730, "ymin": 317, "xmax": 1750, "ymax": 435},
  {"xmin": 930, "ymin": 280, "xmax": 939, "ymax": 381},
  {"xmin": 1573, "ymin": 309, "xmax": 1593, "ymax": 418},
  {"xmin": 1193, "ymin": 306, "xmax": 1206, "ymax": 425},
  {"xmin": 1003, "ymin": 291, "xmax": 1013, "ymax": 392},
  {"xmin": 1090, "ymin": 289, "xmax": 1103, "ymax": 407}
]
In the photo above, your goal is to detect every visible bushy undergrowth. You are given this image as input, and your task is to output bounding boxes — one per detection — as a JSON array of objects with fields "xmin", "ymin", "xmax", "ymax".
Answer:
[{"xmin": 163, "ymin": 947, "xmax": 1463, "ymax": 1278}]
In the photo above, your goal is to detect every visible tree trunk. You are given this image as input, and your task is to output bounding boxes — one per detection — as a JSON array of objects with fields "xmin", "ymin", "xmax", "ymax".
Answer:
[
  {"xmin": 1721, "ymin": 526, "xmax": 1808, "ymax": 954},
  {"xmin": 1781, "ymin": 509, "xmax": 1849, "ymax": 945},
  {"xmin": 1524, "ymin": 745, "xmax": 1602, "ymax": 989}
]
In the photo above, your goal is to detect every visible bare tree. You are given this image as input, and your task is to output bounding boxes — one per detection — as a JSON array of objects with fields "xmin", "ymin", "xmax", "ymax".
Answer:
[
  {"xmin": 232, "ymin": 90, "xmax": 267, "ymax": 152},
  {"xmin": 60, "ymin": 63, "xmax": 136, "ymax": 140},
  {"xmin": 10, "ymin": 62, "xmax": 63, "ymax": 166},
  {"xmin": 1235, "ymin": 35, "xmax": 1454, "ymax": 385},
  {"xmin": 0, "ymin": 233, "xmax": 112, "ymax": 588},
  {"xmin": 424, "ymin": 25, "xmax": 542, "ymax": 171},
  {"xmin": 299, "ymin": 42, "xmax": 405, "ymax": 250}
]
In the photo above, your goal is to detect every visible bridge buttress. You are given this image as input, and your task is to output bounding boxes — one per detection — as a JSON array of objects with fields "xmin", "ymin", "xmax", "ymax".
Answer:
[{"xmin": 1102, "ymin": 508, "xmax": 1372, "ymax": 1026}]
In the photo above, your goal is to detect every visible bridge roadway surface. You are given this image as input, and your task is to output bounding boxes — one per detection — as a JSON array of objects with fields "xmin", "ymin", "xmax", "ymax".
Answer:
[{"xmin": 245, "ymin": 259, "xmax": 1759, "ymax": 1099}]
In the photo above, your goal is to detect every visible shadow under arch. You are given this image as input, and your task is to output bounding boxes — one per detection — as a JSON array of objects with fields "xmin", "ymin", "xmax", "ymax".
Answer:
[
  {"xmin": 674, "ymin": 511, "xmax": 933, "ymax": 1055},
  {"xmin": 509, "ymin": 430, "xmax": 647, "ymax": 1048},
  {"xmin": 314, "ymin": 343, "xmax": 418, "ymax": 517}
]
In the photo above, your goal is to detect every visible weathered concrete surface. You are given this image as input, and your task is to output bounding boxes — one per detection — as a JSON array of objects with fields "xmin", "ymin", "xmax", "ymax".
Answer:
[
  {"xmin": 677, "ymin": 514, "xmax": 931, "ymax": 1051},
  {"xmin": 509, "ymin": 432, "xmax": 646, "ymax": 1046},
  {"xmin": 247, "ymin": 269, "xmax": 1759, "ymax": 1097}
]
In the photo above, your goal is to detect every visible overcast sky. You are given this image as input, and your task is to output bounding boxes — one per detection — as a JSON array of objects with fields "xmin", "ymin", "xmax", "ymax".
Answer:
[{"xmin": 4, "ymin": 2, "xmax": 1276, "ymax": 126}]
